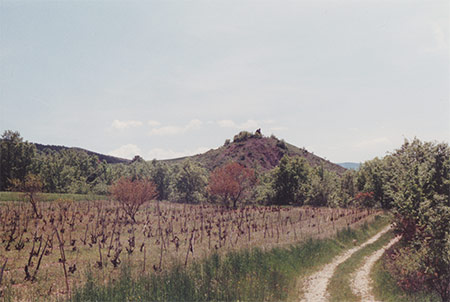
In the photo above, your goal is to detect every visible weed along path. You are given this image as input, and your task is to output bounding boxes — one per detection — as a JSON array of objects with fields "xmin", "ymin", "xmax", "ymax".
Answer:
[
  {"xmin": 300, "ymin": 225, "xmax": 392, "ymax": 302},
  {"xmin": 350, "ymin": 236, "xmax": 400, "ymax": 302}
]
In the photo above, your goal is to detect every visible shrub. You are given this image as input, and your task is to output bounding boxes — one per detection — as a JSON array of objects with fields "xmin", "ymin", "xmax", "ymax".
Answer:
[
  {"xmin": 208, "ymin": 162, "xmax": 256, "ymax": 208},
  {"xmin": 276, "ymin": 139, "xmax": 287, "ymax": 150},
  {"xmin": 110, "ymin": 177, "xmax": 158, "ymax": 222},
  {"xmin": 233, "ymin": 131, "xmax": 253, "ymax": 143}
]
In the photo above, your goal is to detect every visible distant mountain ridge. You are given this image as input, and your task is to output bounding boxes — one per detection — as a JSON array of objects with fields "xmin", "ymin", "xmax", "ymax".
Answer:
[
  {"xmin": 34, "ymin": 143, "xmax": 130, "ymax": 164},
  {"xmin": 337, "ymin": 162, "xmax": 361, "ymax": 170}
]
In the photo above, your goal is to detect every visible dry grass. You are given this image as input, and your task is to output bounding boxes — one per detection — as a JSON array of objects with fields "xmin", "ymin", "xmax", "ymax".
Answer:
[{"xmin": 0, "ymin": 199, "xmax": 380, "ymax": 301}]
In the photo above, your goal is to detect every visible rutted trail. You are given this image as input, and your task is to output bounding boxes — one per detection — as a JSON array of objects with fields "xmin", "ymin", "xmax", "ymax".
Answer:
[
  {"xmin": 350, "ymin": 236, "xmax": 400, "ymax": 302},
  {"xmin": 300, "ymin": 225, "xmax": 392, "ymax": 302}
]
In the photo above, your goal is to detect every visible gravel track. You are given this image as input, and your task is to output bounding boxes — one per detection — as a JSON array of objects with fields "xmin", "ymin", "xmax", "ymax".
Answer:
[
  {"xmin": 300, "ymin": 225, "xmax": 392, "ymax": 302},
  {"xmin": 350, "ymin": 236, "xmax": 400, "ymax": 302}
]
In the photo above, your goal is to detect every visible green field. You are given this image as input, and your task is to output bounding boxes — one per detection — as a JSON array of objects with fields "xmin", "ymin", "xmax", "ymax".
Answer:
[{"xmin": 0, "ymin": 191, "xmax": 107, "ymax": 202}]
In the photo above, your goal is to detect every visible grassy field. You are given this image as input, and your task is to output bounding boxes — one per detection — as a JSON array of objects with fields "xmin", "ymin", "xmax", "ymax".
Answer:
[
  {"xmin": 0, "ymin": 191, "xmax": 106, "ymax": 202},
  {"xmin": 0, "ymin": 198, "xmax": 381, "ymax": 301}
]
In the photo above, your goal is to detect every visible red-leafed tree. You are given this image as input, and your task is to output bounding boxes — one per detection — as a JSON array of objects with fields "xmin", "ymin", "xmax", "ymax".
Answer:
[
  {"xmin": 208, "ymin": 162, "xmax": 256, "ymax": 208},
  {"xmin": 110, "ymin": 178, "xmax": 158, "ymax": 222}
]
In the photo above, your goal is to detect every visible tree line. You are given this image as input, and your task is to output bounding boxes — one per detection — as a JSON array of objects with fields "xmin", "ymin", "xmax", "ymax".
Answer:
[
  {"xmin": 1, "ymin": 130, "xmax": 447, "ymax": 209},
  {"xmin": 0, "ymin": 130, "xmax": 366, "ymax": 208}
]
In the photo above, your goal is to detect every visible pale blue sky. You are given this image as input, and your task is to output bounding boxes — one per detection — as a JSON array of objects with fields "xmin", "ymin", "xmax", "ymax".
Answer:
[{"xmin": 1, "ymin": 0, "xmax": 448, "ymax": 163}]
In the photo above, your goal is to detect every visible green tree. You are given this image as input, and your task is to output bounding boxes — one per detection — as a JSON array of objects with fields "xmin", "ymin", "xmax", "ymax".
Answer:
[
  {"xmin": 307, "ymin": 165, "xmax": 339, "ymax": 207},
  {"xmin": 35, "ymin": 148, "xmax": 106, "ymax": 194},
  {"xmin": 388, "ymin": 139, "xmax": 450, "ymax": 301},
  {"xmin": 0, "ymin": 130, "xmax": 36, "ymax": 191},
  {"xmin": 356, "ymin": 157, "xmax": 392, "ymax": 208},
  {"xmin": 151, "ymin": 160, "xmax": 171, "ymax": 201},
  {"xmin": 173, "ymin": 160, "xmax": 208, "ymax": 203},
  {"xmin": 270, "ymin": 156, "xmax": 310, "ymax": 205},
  {"xmin": 337, "ymin": 170, "xmax": 357, "ymax": 207}
]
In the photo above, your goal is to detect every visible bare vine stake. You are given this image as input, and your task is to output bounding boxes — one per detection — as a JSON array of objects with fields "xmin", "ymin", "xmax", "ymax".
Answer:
[
  {"xmin": 218, "ymin": 220, "xmax": 222, "ymax": 248},
  {"xmin": 142, "ymin": 245, "xmax": 146, "ymax": 273},
  {"xmin": 290, "ymin": 219, "xmax": 297, "ymax": 240},
  {"xmin": 97, "ymin": 241, "xmax": 103, "ymax": 269},
  {"xmin": 208, "ymin": 221, "xmax": 212, "ymax": 249},
  {"xmin": 54, "ymin": 227, "xmax": 70, "ymax": 298},
  {"xmin": 276, "ymin": 225, "xmax": 279, "ymax": 243},
  {"xmin": 32, "ymin": 232, "xmax": 52, "ymax": 281},
  {"xmin": 158, "ymin": 230, "xmax": 164, "ymax": 271},
  {"xmin": 184, "ymin": 231, "xmax": 194, "ymax": 266},
  {"xmin": 200, "ymin": 212, "xmax": 204, "ymax": 243},
  {"xmin": 317, "ymin": 215, "xmax": 320, "ymax": 234},
  {"xmin": 108, "ymin": 209, "xmax": 119, "ymax": 257},
  {"xmin": 331, "ymin": 213, "xmax": 336, "ymax": 231},
  {"xmin": 271, "ymin": 218, "xmax": 274, "ymax": 238},
  {"xmin": 0, "ymin": 259, "xmax": 7, "ymax": 287},
  {"xmin": 82, "ymin": 224, "xmax": 88, "ymax": 245},
  {"xmin": 155, "ymin": 202, "xmax": 166, "ymax": 271}
]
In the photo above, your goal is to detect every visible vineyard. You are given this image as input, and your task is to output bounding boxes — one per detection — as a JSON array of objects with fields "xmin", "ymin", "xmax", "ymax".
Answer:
[{"xmin": 0, "ymin": 199, "xmax": 379, "ymax": 301}]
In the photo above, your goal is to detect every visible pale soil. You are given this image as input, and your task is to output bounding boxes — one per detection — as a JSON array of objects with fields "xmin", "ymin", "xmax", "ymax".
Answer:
[
  {"xmin": 350, "ymin": 236, "xmax": 400, "ymax": 302},
  {"xmin": 299, "ymin": 225, "xmax": 392, "ymax": 302}
]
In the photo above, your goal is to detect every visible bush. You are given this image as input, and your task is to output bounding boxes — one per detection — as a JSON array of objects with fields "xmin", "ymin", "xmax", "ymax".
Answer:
[
  {"xmin": 384, "ymin": 245, "xmax": 430, "ymax": 293},
  {"xmin": 110, "ymin": 178, "xmax": 158, "ymax": 222},
  {"xmin": 208, "ymin": 162, "xmax": 256, "ymax": 208},
  {"xmin": 233, "ymin": 131, "xmax": 253, "ymax": 143},
  {"xmin": 276, "ymin": 139, "xmax": 287, "ymax": 150}
]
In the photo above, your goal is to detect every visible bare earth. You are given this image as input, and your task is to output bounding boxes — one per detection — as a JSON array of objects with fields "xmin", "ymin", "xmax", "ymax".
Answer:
[
  {"xmin": 300, "ymin": 225, "xmax": 392, "ymax": 302},
  {"xmin": 350, "ymin": 236, "xmax": 400, "ymax": 302}
]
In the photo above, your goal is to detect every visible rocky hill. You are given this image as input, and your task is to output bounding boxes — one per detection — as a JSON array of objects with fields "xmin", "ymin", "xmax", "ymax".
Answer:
[{"xmin": 162, "ymin": 131, "xmax": 347, "ymax": 175}]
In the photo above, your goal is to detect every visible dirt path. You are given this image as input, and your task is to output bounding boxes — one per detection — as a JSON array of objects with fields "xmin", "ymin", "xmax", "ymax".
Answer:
[
  {"xmin": 300, "ymin": 225, "xmax": 392, "ymax": 302},
  {"xmin": 350, "ymin": 236, "xmax": 400, "ymax": 302}
]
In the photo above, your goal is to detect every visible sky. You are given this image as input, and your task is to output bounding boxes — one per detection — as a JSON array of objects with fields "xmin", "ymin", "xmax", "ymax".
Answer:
[{"xmin": 1, "ymin": 0, "xmax": 449, "ymax": 163}]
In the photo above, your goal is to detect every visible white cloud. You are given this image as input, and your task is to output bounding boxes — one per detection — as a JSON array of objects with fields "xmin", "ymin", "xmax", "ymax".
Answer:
[
  {"xmin": 148, "ymin": 120, "xmax": 161, "ymax": 127},
  {"xmin": 186, "ymin": 119, "xmax": 202, "ymax": 130},
  {"xmin": 431, "ymin": 22, "xmax": 447, "ymax": 50},
  {"xmin": 354, "ymin": 137, "xmax": 390, "ymax": 149},
  {"xmin": 217, "ymin": 119, "xmax": 259, "ymax": 130},
  {"xmin": 149, "ymin": 125, "xmax": 185, "ymax": 136},
  {"xmin": 269, "ymin": 126, "xmax": 288, "ymax": 131},
  {"xmin": 149, "ymin": 119, "xmax": 203, "ymax": 136},
  {"xmin": 423, "ymin": 21, "xmax": 448, "ymax": 53},
  {"xmin": 108, "ymin": 144, "xmax": 142, "ymax": 159},
  {"xmin": 241, "ymin": 119, "xmax": 259, "ymax": 129},
  {"xmin": 262, "ymin": 119, "xmax": 276, "ymax": 124},
  {"xmin": 147, "ymin": 146, "xmax": 210, "ymax": 160},
  {"xmin": 217, "ymin": 119, "xmax": 286, "ymax": 132},
  {"xmin": 217, "ymin": 119, "xmax": 237, "ymax": 128},
  {"xmin": 111, "ymin": 119, "xmax": 143, "ymax": 130}
]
